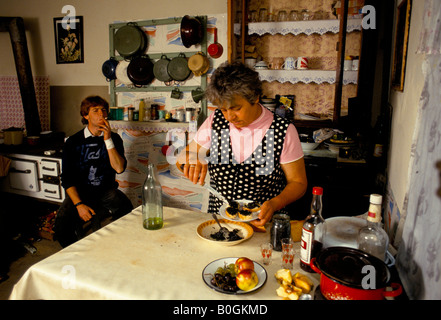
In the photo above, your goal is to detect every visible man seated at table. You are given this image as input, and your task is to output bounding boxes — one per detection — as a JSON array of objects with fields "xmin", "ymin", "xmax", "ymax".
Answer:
[{"xmin": 54, "ymin": 96, "xmax": 133, "ymax": 247}]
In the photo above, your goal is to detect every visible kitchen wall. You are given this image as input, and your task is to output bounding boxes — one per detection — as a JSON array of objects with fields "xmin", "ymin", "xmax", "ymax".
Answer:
[
  {"xmin": 387, "ymin": 1, "xmax": 441, "ymax": 299},
  {"xmin": 0, "ymin": 0, "xmax": 228, "ymax": 136}
]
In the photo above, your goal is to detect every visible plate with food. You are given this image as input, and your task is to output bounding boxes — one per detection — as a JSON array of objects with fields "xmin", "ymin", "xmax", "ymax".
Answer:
[
  {"xmin": 197, "ymin": 219, "xmax": 254, "ymax": 246},
  {"xmin": 219, "ymin": 199, "xmax": 261, "ymax": 222},
  {"xmin": 202, "ymin": 257, "xmax": 267, "ymax": 295}
]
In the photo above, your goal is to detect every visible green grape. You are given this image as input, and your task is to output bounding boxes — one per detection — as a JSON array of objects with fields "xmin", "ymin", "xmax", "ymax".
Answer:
[{"xmin": 215, "ymin": 267, "xmax": 225, "ymax": 275}]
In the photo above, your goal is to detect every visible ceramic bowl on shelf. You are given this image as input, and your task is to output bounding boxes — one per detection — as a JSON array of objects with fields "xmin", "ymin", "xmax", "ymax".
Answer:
[
  {"xmin": 301, "ymin": 142, "xmax": 319, "ymax": 151},
  {"xmin": 254, "ymin": 61, "xmax": 268, "ymax": 69}
]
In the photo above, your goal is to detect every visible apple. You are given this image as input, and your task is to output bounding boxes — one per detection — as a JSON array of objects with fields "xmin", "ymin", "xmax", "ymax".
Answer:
[
  {"xmin": 236, "ymin": 269, "xmax": 259, "ymax": 291},
  {"xmin": 235, "ymin": 257, "xmax": 255, "ymax": 274}
]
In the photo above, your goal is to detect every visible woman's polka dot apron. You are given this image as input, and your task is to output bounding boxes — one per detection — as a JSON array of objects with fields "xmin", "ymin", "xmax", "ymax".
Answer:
[{"xmin": 207, "ymin": 108, "xmax": 290, "ymax": 216}]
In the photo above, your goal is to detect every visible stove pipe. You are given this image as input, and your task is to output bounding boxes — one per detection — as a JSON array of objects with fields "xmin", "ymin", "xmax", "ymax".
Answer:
[{"xmin": 0, "ymin": 17, "xmax": 42, "ymax": 136}]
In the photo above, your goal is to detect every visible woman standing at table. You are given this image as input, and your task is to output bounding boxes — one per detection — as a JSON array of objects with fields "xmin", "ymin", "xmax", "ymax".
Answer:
[{"xmin": 176, "ymin": 61, "xmax": 307, "ymax": 227}]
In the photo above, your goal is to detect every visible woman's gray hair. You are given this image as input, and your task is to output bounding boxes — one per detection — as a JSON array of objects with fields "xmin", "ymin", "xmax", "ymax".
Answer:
[{"xmin": 205, "ymin": 61, "xmax": 262, "ymax": 108}]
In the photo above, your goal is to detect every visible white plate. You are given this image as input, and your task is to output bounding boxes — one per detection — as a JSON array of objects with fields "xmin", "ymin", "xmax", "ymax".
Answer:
[
  {"xmin": 197, "ymin": 219, "xmax": 254, "ymax": 246},
  {"xmin": 219, "ymin": 200, "xmax": 260, "ymax": 222},
  {"xmin": 323, "ymin": 216, "xmax": 367, "ymax": 249},
  {"xmin": 202, "ymin": 257, "xmax": 267, "ymax": 295}
]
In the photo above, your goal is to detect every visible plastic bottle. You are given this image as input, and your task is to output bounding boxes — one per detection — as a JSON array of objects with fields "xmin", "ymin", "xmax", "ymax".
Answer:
[
  {"xmin": 357, "ymin": 194, "xmax": 389, "ymax": 261},
  {"xmin": 300, "ymin": 186, "xmax": 325, "ymax": 272},
  {"xmin": 142, "ymin": 163, "xmax": 163, "ymax": 230},
  {"xmin": 138, "ymin": 99, "xmax": 145, "ymax": 122}
]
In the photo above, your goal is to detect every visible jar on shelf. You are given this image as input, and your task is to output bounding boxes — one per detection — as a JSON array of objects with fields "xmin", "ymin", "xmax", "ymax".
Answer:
[
  {"xmin": 301, "ymin": 9, "xmax": 312, "ymax": 21},
  {"xmin": 289, "ymin": 10, "xmax": 300, "ymax": 21}
]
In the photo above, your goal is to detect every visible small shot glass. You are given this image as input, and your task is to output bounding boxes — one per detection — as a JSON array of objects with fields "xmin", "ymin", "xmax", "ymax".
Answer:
[
  {"xmin": 260, "ymin": 242, "xmax": 273, "ymax": 265},
  {"xmin": 281, "ymin": 238, "xmax": 295, "ymax": 269}
]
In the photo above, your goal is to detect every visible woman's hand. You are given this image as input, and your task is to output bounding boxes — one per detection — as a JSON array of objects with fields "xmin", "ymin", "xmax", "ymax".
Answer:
[
  {"xmin": 182, "ymin": 161, "xmax": 208, "ymax": 185},
  {"xmin": 250, "ymin": 199, "xmax": 277, "ymax": 227},
  {"xmin": 176, "ymin": 140, "xmax": 209, "ymax": 185}
]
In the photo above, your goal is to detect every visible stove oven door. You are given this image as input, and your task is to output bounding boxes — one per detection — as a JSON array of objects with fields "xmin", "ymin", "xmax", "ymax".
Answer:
[
  {"xmin": 9, "ymin": 158, "xmax": 40, "ymax": 192},
  {"xmin": 41, "ymin": 159, "xmax": 62, "ymax": 200}
]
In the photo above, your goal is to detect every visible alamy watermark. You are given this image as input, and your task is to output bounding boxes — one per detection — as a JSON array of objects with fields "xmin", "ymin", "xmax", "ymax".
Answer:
[
  {"xmin": 61, "ymin": 264, "xmax": 76, "ymax": 289},
  {"xmin": 61, "ymin": 5, "xmax": 77, "ymax": 30},
  {"xmin": 165, "ymin": 128, "xmax": 275, "ymax": 176}
]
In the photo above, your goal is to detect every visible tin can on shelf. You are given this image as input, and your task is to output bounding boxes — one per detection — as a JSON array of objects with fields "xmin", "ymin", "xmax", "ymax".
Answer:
[
  {"xmin": 176, "ymin": 109, "xmax": 185, "ymax": 122},
  {"xmin": 270, "ymin": 213, "xmax": 291, "ymax": 251},
  {"xmin": 185, "ymin": 108, "xmax": 194, "ymax": 122},
  {"xmin": 128, "ymin": 107, "xmax": 134, "ymax": 121}
]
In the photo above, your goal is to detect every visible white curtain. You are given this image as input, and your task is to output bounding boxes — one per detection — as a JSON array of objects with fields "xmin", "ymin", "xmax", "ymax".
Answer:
[{"xmin": 396, "ymin": 0, "xmax": 441, "ymax": 300}]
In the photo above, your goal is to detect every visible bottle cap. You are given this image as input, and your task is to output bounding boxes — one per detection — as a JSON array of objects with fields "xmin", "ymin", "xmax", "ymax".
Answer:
[
  {"xmin": 370, "ymin": 194, "xmax": 382, "ymax": 205},
  {"xmin": 312, "ymin": 187, "xmax": 323, "ymax": 195}
]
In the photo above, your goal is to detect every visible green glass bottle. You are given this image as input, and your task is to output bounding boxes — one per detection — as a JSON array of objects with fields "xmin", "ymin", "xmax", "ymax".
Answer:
[{"xmin": 142, "ymin": 163, "xmax": 163, "ymax": 230}]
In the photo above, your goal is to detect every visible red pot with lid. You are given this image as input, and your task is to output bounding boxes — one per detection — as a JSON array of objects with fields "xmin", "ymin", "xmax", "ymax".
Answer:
[{"xmin": 310, "ymin": 247, "xmax": 402, "ymax": 300}]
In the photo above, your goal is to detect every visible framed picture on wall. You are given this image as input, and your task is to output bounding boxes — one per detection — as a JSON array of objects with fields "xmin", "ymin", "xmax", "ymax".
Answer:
[
  {"xmin": 53, "ymin": 16, "xmax": 84, "ymax": 64},
  {"xmin": 391, "ymin": 0, "xmax": 412, "ymax": 91}
]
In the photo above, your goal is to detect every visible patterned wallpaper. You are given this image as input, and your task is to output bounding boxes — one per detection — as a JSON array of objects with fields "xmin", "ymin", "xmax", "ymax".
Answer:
[{"xmin": 0, "ymin": 76, "xmax": 50, "ymax": 132}]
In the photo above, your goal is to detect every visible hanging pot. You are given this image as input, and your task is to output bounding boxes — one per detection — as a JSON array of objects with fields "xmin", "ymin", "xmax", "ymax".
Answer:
[
  {"xmin": 167, "ymin": 53, "xmax": 191, "ymax": 82},
  {"xmin": 188, "ymin": 52, "xmax": 210, "ymax": 77},
  {"xmin": 180, "ymin": 15, "xmax": 203, "ymax": 48},
  {"xmin": 208, "ymin": 27, "xmax": 223, "ymax": 59},
  {"xmin": 153, "ymin": 54, "xmax": 173, "ymax": 84},
  {"xmin": 114, "ymin": 23, "xmax": 147, "ymax": 58},
  {"xmin": 310, "ymin": 247, "xmax": 402, "ymax": 300},
  {"xmin": 115, "ymin": 60, "xmax": 132, "ymax": 85},
  {"xmin": 127, "ymin": 55, "xmax": 155, "ymax": 87},
  {"xmin": 102, "ymin": 58, "xmax": 119, "ymax": 81}
]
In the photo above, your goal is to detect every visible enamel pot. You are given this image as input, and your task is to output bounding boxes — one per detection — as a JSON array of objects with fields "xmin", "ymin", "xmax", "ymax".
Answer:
[
  {"xmin": 208, "ymin": 27, "xmax": 223, "ymax": 59},
  {"xmin": 180, "ymin": 15, "xmax": 203, "ymax": 48},
  {"xmin": 114, "ymin": 23, "xmax": 147, "ymax": 58},
  {"xmin": 188, "ymin": 52, "xmax": 210, "ymax": 77},
  {"xmin": 102, "ymin": 58, "xmax": 119, "ymax": 81},
  {"xmin": 127, "ymin": 55, "xmax": 155, "ymax": 87},
  {"xmin": 167, "ymin": 53, "xmax": 191, "ymax": 82},
  {"xmin": 115, "ymin": 60, "xmax": 132, "ymax": 85},
  {"xmin": 153, "ymin": 54, "xmax": 173, "ymax": 84},
  {"xmin": 310, "ymin": 247, "xmax": 402, "ymax": 300}
]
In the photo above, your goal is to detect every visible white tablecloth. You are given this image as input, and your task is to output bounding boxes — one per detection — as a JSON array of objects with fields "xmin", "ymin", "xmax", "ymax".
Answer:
[{"xmin": 9, "ymin": 206, "xmax": 319, "ymax": 300}]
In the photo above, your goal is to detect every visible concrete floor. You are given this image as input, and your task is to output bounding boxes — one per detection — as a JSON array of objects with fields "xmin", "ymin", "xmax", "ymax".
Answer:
[{"xmin": 0, "ymin": 238, "xmax": 62, "ymax": 300}]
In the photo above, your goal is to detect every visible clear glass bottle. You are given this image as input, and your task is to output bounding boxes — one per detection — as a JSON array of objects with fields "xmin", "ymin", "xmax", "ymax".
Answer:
[
  {"xmin": 357, "ymin": 194, "xmax": 389, "ymax": 261},
  {"xmin": 142, "ymin": 163, "xmax": 163, "ymax": 230},
  {"xmin": 300, "ymin": 186, "xmax": 325, "ymax": 272}
]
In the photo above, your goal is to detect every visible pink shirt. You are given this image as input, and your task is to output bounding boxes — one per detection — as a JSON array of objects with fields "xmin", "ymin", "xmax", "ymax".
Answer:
[{"xmin": 194, "ymin": 105, "xmax": 304, "ymax": 164}]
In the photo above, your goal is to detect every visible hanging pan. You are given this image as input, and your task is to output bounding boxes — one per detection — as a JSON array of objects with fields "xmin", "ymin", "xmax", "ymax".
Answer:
[
  {"xmin": 127, "ymin": 55, "xmax": 155, "ymax": 87},
  {"xmin": 102, "ymin": 58, "xmax": 119, "ymax": 81},
  {"xmin": 115, "ymin": 60, "xmax": 132, "ymax": 85},
  {"xmin": 208, "ymin": 27, "xmax": 223, "ymax": 59},
  {"xmin": 114, "ymin": 23, "xmax": 147, "ymax": 59},
  {"xmin": 167, "ymin": 53, "xmax": 191, "ymax": 82},
  {"xmin": 188, "ymin": 52, "xmax": 210, "ymax": 77},
  {"xmin": 153, "ymin": 54, "xmax": 173, "ymax": 85},
  {"xmin": 180, "ymin": 15, "xmax": 203, "ymax": 48}
]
